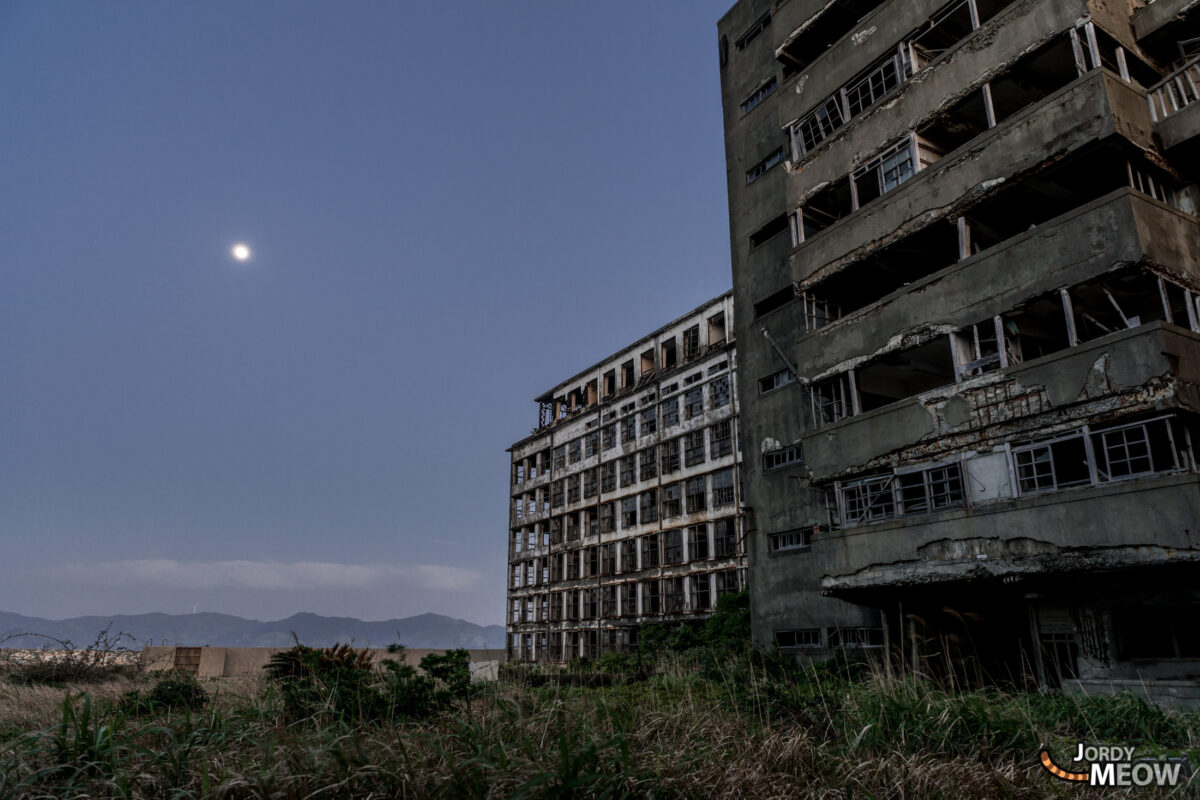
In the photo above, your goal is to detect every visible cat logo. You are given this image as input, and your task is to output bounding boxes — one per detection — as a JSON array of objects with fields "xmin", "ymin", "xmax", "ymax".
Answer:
[{"xmin": 1040, "ymin": 745, "xmax": 1191, "ymax": 788}]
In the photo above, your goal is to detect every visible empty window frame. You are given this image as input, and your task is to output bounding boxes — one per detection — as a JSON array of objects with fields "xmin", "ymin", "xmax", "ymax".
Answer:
[
  {"xmin": 740, "ymin": 76, "xmax": 778, "ymax": 116},
  {"xmin": 689, "ymin": 524, "xmax": 710, "ymax": 560},
  {"xmin": 664, "ymin": 529, "xmax": 684, "ymax": 565},
  {"xmin": 684, "ymin": 387, "xmax": 704, "ymax": 419},
  {"xmin": 1011, "ymin": 416, "xmax": 1186, "ymax": 496},
  {"xmin": 582, "ymin": 469, "xmax": 597, "ymax": 499},
  {"xmin": 810, "ymin": 374, "xmax": 853, "ymax": 427},
  {"xmin": 845, "ymin": 46, "xmax": 914, "ymax": 117},
  {"xmin": 566, "ymin": 475, "xmax": 581, "ymax": 504},
  {"xmin": 952, "ymin": 318, "xmax": 1005, "ymax": 380},
  {"xmin": 642, "ymin": 534, "xmax": 660, "ymax": 569},
  {"xmin": 852, "ymin": 135, "xmax": 919, "ymax": 208},
  {"xmin": 641, "ymin": 408, "xmax": 657, "ymax": 436},
  {"xmin": 685, "ymin": 476, "xmax": 708, "ymax": 514},
  {"xmin": 662, "ymin": 482, "xmax": 682, "ymax": 518},
  {"xmin": 660, "ymin": 437, "xmax": 682, "ymax": 474},
  {"xmin": 839, "ymin": 474, "xmax": 896, "ymax": 525},
  {"xmin": 764, "ymin": 445, "xmax": 802, "ymax": 471},
  {"xmin": 599, "ymin": 502, "xmax": 615, "ymax": 533},
  {"xmin": 661, "ymin": 398, "xmax": 680, "ymax": 428},
  {"xmin": 715, "ymin": 519, "xmax": 739, "ymax": 558},
  {"xmin": 710, "ymin": 376, "xmax": 731, "ymax": 408},
  {"xmin": 568, "ymin": 439, "xmax": 582, "ymax": 464},
  {"xmin": 553, "ymin": 445, "xmax": 566, "ymax": 470},
  {"xmin": 620, "ymin": 582, "xmax": 638, "ymax": 616},
  {"xmin": 746, "ymin": 146, "xmax": 786, "ymax": 185},
  {"xmin": 620, "ymin": 542, "xmax": 638, "ymax": 573},
  {"xmin": 776, "ymin": 628, "xmax": 821, "ymax": 648},
  {"xmin": 640, "ymin": 489, "xmax": 659, "ymax": 524},
  {"xmin": 661, "ymin": 338, "xmax": 678, "ymax": 370},
  {"xmin": 736, "ymin": 11, "xmax": 771, "ymax": 51},
  {"xmin": 801, "ymin": 292, "xmax": 842, "ymax": 331},
  {"xmin": 749, "ymin": 213, "xmax": 790, "ymax": 250},
  {"xmin": 621, "ymin": 497, "xmax": 638, "ymax": 529},
  {"xmin": 711, "ymin": 420, "xmax": 734, "ymax": 458},
  {"xmin": 715, "ymin": 570, "xmax": 742, "ymax": 597},
  {"xmin": 708, "ymin": 313, "xmax": 727, "ymax": 346},
  {"xmin": 639, "ymin": 447, "xmax": 658, "ymax": 482},
  {"xmin": 692, "ymin": 574, "xmax": 712, "ymax": 611},
  {"xmin": 622, "ymin": 416, "xmax": 637, "ymax": 444},
  {"xmin": 759, "ymin": 368, "xmax": 796, "ymax": 394},
  {"xmin": 770, "ymin": 529, "xmax": 812, "ymax": 553},
  {"xmin": 619, "ymin": 456, "xmax": 636, "ymax": 488},
  {"xmin": 712, "ymin": 468, "xmax": 736, "ymax": 507},
  {"xmin": 792, "ymin": 95, "xmax": 847, "ymax": 158},
  {"xmin": 827, "ymin": 627, "xmax": 884, "ymax": 648},
  {"xmin": 601, "ymin": 461, "xmax": 616, "ymax": 493},
  {"xmin": 684, "ymin": 430, "xmax": 707, "ymax": 467}
]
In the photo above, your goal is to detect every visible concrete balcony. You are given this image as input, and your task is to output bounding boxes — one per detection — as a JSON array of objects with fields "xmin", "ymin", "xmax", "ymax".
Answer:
[
  {"xmin": 1132, "ymin": 0, "xmax": 1200, "ymax": 41},
  {"xmin": 789, "ymin": 70, "xmax": 1157, "ymax": 287},
  {"xmin": 801, "ymin": 323, "xmax": 1200, "ymax": 479},
  {"xmin": 788, "ymin": 189, "xmax": 1200, "ymax": 378},
  {"xmin": 819, "ymin": 471, "xmax": 1200, "ymax": 595}
]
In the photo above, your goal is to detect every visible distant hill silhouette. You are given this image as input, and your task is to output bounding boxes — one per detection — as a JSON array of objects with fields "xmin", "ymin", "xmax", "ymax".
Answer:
[{"xmin": 0, "ymin": 610, "xmax": 504, "ymax": 650}]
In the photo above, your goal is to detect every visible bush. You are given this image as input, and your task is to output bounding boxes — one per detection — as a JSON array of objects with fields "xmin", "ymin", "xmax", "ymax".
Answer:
[
  {"xmin": 120, "ymin": 670, "xmax": 209, "ymax": 715},
  {"xmin": 1, "ymin": 626, "xmax": 139, "ymax": 685}
]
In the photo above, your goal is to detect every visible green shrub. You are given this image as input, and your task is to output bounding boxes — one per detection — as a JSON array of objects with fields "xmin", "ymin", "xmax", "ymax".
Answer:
[{"xmin": 120, "ymin": 670, "xmax": 209, "ymax": 715}]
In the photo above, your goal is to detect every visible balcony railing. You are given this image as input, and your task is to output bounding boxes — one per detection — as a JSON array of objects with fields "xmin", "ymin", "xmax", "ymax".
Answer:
[{"xmin": 1148, "ymin": 56, "xmax": 1200, "ymax": 121}]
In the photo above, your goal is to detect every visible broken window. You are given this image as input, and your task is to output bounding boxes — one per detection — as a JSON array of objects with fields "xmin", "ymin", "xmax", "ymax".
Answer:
[
  {"xmin": 754, "ymin": 285, "xmax": 797, "ymax": 317},
  {"xmin": 599, "ymin": 502, "xmax": 615, "ymax": 533},
  {"xmin": 684, "ymin": 430, "xmax": 706, "ymax": 467},
  {"xmin": 715, "ymin": 570, "xmax": 741, "ymax": 598},
  {"xmin": 689, "ymin": 525, "xmax": 709, "ymax": 560},
  {"xmin": 601, "ymin": 462, "xmax": 616, "ymax": 493},
  {"xmin": 584, "ymin": 432, "xmax": 598, "ymax": 459},
  {"xmin": 840, "ymin": 474, "xmax": 896, "ymax": 524},
  {"xmin": 603, "ymin": 370, "xmax": 616, "ymax": 398},
  {"xmin": 620, "ymin": 416, "xmax": 636, "ymax": 444},
  {"xmin": 639, "ymin": 447, "xmax": 658, "ymax": 482},
  {"xmin": 827, "ymin": 627, "xmax": 884, "ymax": 648},
  {"xmin": 770, "ymin": 529, "xmax": 812, "ymax": 553},
  {"xmin": 621, "ymin": 541, "xmax": 638, "ymax": 573},
  {"xmin": 691, "ymin": 574, "xmax": 711, "ymax": 611},
  {"xmin": 917, "ymin": 86, "xmax": 993, "ymax": 156},
  {"xmin": 988, "ymin": 35, "xmax": 1082, "ymax": 122},
  {"xmin": 845, "ymin": 47, "xmax": 913, "ymax": 117},
  {"xmin": 568, "ymin": 439, "xmax": 582, "ymax": 464},
  {"xmin": 664, "ymin": 529, "xmax": 684, "ymax": 565},
  {"xmin": 662, "ymin": 577, "xmax": 684, "ymax": 614},
  {"xmin": 619, "ymin": 456, "xmax": 636, "ymax": 488},
  {"xmin": 513, "ymin": 463, "xmax": 525, "ymax": 486},
  {"xmin": 712, "ymin": 469, "xmax": 735, "ymax": 508},
  {"xmin": 711, "ymin": 420, "xmax": 733, "ymax": 459},
  {"xmin": 660, "ymin": 437, "xmax": 681, "ymax": 474},
  {"xmin": 562, "ymin": 476, "xmax": 578, "ymax": 505},
  {"xmin": 645, "ymin": 580, "xmax": 662, "ymax": 614},
  {"xmin": 621, "ymin": 582, "xmax": 638, "ymax": 615},
  {"xmin": 1012, "ymin": 434, "xmax": 1091, "ymax": 495},
  {"xmin": 662, "ymin": 483, "xmax": 682, "ymax": 518},
  {"xmin": 764, "ymin": 445, "xmax": 802, "ymax": 471},
  {"xmin": 582, "ymin": 469, "xmax": 597, "ymax": 499},
  {"xmin": 810, "ymin": 374, "xmax": 852, "ymax": 427},
  {"xmin": 683, "ymin": 326, "xmax": 701, "ymax": 361},
  {"xmin": 602, "ymin": 424, "xmax": 616, "ymax": 451},
  {"xmin": 661, "ymin": 338, "xmax": 677, "ymax": 370},
  {"xmin": 749, "ymin": 213, "xmax": 789, "ymax": 250},
  {"xmin": 735, "ymin": 11, "xmax": 770, "ymax": 51},
  {"xmin": 621, "ymin": 360, "xmax": 635, "ymax": 390},
  {"xmin": 708, "ymin": 313, "xmax": 727, "ymax": 346},
  {"xmin": 793, "ymin": 94, "xmax": 847, "ymax": 158},
  {"xmin": 746, "ymin": 146, "xmax": 785, "ymax": 185},
  {"xmin": 711, "ymin": 376, "xmax": 731, "ymax": 408},
  {"xmin": 684, "ymin": 387, "xmax": 703, "ymax": 419},
  {"xmin": 565, "ymin": 512, "xmax": 580, "ymax": 541},
  {"xmin": 1002, "ymin": 293, "xmax": 1072, "ymax": 361},
  {"xmin": 566, "ymin": 553, "xmax": 579, "ymax": 581},
  {"xmin": 897, "ymin": 462, "xmax": 965, "ymax": 514},
  {"xmin": 641, "ymin": 408, "xmax": 657, "ymax": 437},
  {"xmin": 685, "ymin": 476, "xmax": 707, "ymax": 515},
  {"xmin": 549, "ymin": 517, "xmax": 563, "ymax": 547},
  {"xmin": 714, "ymin": 518, "xmax": 738, "ymax": 557},
  {"xmin": 640, "ymin": 489, "xmax": 658, "ymax": 524},
  {"xmin": 759, "ymin": 368, "xmax": 796, "ymax": 394},
  {"xmin": 852, "ymin": 136, "xmax": 918, "ymax": 208},
  {"xmin": 740, "ymin": 76, "xmax": 777, "ymax": 116},
  {"xmin": 512, "ymin": 531, "xmax": 523, "ymax": 555},
  {"xmin": 553, "ymin": 445, "xmax": 566, "ymax": 470},
  {"xmin": 642, "ymin": 534, "xmax": 660, "ymax": 569},
  {"xmin": 952, "ymin": 319, "xmax": 1004, "ymax": 380},
  {"xmin": 776, "ymin": 629, "xmax": 821, "ymax": 648},
  {"xmin": 601, "ymin": 585, "xmax": 617, "ymax": 615},
  {"xmin": 660, "ymin": 397, "xmax": 679, "ymax": 428}
]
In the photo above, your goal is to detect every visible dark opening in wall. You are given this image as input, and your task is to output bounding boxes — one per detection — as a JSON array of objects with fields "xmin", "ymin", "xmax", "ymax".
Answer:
[
  {"xmin": 917, "ymin": 87, "xmax": 992, "ymax": 155},
  {"xmin": 750, "ymin": 213, "xmax": 790, "ymax": 250},
  {"xmin": 988, "ymin": 36, "xmax": 1080, "ymax": 122},
  {"xmin": 856, "ymin": 338, "xmax": 956, "ymax": 412},
  {"xmin": 775, "ymin": 0, "xmax": 886, "ymax": 70},
  {"xmin": 1002, "ymin": 293, "xmax": 1072, "ymax": 361},
  {"xmin": 754, "ymin": 285, "xmax": 796, "ymax": 317}
]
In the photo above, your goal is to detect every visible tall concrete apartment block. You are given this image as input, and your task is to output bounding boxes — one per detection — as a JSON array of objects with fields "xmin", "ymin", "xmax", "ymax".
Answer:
[
  {"xmin": 719, "ymin": 0, "xmax": 1200, "ymax": 699},
  {"xmin": 506, "ymin": 294, "xmax": 747, "ymax": 663}
]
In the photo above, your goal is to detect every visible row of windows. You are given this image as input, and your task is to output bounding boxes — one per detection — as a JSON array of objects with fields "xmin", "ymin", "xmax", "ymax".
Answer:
[
  {"xmin": 511, "ymin": 520, "xmax": 741, "ymax": 587},
  {"xmin": 826, "ymin": 415, "xmax": 1193, "ymax": 528},
  {"xmin": 775, "ymin": 627, "xmax": 883, "ymax": 649},
  {"xmin": 513, "ymin": 422, "xmax": 737, "ymax": 518},
  {"xmin": 510, "ymin": 571, "xmax": 744, "ymax": 623}
]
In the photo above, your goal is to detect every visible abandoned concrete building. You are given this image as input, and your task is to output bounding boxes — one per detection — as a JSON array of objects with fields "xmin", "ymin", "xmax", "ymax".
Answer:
[
  {"xmin": 506, "ymin": 294, "xmax": 747, "ymax": 662},
  {"xmin": 718, "ymin": 0, "xmax": 1200, "ymax": 700}
]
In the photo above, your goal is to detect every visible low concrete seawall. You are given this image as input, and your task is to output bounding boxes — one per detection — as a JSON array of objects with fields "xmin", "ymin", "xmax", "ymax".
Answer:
[{"xmin": 144, "ymin": 646, "xmax": 506, "ymax": 681}]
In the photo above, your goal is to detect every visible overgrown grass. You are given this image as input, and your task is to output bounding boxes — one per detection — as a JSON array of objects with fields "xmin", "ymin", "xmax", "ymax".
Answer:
[{"xmin": 1, "ymin": 648, "xmax": 1196, "ymax": 799}]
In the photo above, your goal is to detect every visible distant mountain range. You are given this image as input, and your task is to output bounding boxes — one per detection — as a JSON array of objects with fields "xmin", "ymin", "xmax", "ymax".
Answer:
[{"xmin": 0, "ymin": 611, "xmax": 505, "ymax": 650}]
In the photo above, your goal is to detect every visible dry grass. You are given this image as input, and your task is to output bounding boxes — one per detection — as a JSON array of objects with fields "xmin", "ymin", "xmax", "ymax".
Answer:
[{"xmin": 0, "ymin": 659, "xmax": 1195, "ymax": 799}]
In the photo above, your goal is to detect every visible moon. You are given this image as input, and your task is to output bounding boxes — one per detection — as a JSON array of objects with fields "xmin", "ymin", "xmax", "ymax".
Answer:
[{"xmin": 232, "ymin": 243, "xmax": 251, "ymax": 261}]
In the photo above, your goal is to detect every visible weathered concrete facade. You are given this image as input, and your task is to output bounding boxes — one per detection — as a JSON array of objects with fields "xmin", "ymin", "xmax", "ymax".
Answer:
[
  {"xmin": 718, "ymin": 0, "xmax": 1200, "ymax": 696},
  {"xmin": 506, "ymin": 294, "xmax": 747, "ymax": 663}
]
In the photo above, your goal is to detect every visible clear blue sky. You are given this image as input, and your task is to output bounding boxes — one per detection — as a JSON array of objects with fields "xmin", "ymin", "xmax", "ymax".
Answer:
[{"xmin": 0, "ymin": 2, "xmax": 737, "ymax": 626}]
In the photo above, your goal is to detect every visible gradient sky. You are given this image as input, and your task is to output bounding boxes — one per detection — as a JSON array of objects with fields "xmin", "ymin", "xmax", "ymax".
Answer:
[{"xmin": 1, "ymin": 2, "xmax": 738, "ymax": 626}]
